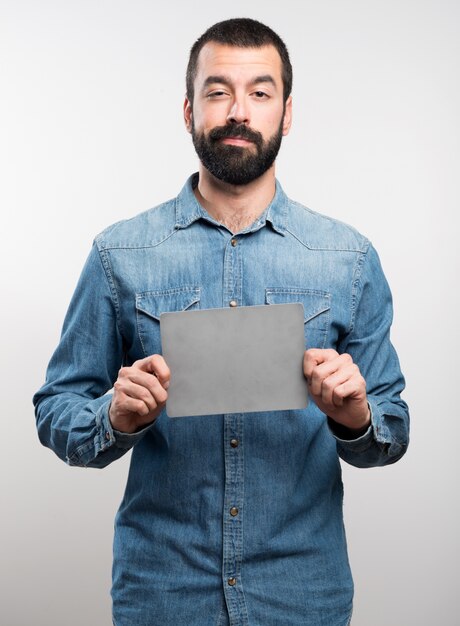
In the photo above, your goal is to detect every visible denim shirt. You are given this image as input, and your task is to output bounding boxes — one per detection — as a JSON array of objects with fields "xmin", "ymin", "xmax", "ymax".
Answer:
[{"xmin": 34, "ymin": 174, "xmax": 409, "ymax": 626}]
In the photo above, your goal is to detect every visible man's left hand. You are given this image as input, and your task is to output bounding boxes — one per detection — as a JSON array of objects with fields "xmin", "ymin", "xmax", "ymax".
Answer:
[{"xmin": 303, "ymin": 349, "xmax": 370, "ymax": 432}]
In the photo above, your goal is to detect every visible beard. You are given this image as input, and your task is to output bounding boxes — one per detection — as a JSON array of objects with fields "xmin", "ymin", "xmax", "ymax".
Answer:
[{"xmin": 191, "ymin": 117, "xmax": 284, "ymax": 186}]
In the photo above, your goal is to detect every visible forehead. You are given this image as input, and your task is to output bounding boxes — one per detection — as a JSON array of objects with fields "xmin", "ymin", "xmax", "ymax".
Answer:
[{"xmin": 194, "ymin": 42, "xmax": 283, "ymax": 86}]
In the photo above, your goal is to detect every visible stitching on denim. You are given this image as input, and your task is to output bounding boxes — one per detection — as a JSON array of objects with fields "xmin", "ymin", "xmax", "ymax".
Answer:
[
  {"xmin": 284, "ymin": 225, "xmax": 367, "ymax": 253},
  {"xmin": 136, "ymin": 287, "xmax": 200, "ymax": 318},
  {"xmin": 266, "ymin": 287, "xmax": 331, "ymax": 297},
  {"xmin": 98, "ymin": 227, "xmax": 179, "ymax": 250},
  {"xmin": 137, "ymin": 285, "xmax": 201, "ymax": 298},
  {"xmin": 349, "ymin": 248, "xmax": 367, "ymax": 335},
  {"xmin": 265, "ymin": 289, "xmax": 331, "ymax": 330},
  {"xmin": 135, "ymin": 286, "xmax": 201, "ymax": 355},
  {"xmin": 96, "ymin": 243, "xmax": 123, "ymax": 336}
]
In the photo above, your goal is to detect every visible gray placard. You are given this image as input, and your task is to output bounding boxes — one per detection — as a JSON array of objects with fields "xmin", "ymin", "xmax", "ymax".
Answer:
[{"xmin": 160, "ymin": 303, "xmax": 308, "ymax": 418}]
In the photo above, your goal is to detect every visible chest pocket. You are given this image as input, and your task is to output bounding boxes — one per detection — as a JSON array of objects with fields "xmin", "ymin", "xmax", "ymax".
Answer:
[
  {"xmin": 136, "ymin": 286, "xmax": 201, "ymax": 357},
  {"xmin": 265, "ymin": 288, "xmax": 331, "ymax": 350}
]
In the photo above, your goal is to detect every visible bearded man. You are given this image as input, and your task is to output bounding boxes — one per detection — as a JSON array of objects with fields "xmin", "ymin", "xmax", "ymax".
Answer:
[{"xmin": 34, "ymin": 18, "xmax": 409, "ymax": 626}]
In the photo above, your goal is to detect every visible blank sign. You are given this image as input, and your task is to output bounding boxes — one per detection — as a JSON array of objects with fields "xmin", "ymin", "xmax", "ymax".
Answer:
[{"xmin": 160, "ymin": 303, "xmax": 308, "ymax": 418}]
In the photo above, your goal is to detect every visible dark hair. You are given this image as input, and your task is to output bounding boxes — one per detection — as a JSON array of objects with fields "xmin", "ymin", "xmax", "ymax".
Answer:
[{"xmin": 186, "ymin": 18, "xmax": 292, "ymax": 104}]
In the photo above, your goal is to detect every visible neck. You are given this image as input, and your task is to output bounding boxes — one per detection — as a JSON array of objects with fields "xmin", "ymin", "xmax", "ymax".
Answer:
[{"xmin": 194, "ymin": 164, "xmax": 277, "ymax": 233}]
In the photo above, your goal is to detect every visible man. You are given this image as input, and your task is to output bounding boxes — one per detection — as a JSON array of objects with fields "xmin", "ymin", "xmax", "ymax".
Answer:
[{"xmin": 34, "ymin": 18, "xmax": 409, "ymax": 626}]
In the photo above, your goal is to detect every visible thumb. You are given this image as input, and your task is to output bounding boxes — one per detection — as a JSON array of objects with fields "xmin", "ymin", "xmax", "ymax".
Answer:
[{"xmin": 135, "ymin": 354, "xmax": 171, "ymax": 388}]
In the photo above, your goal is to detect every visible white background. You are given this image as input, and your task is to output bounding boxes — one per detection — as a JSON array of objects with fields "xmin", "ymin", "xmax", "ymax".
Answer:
[{"xmin": 1, "ymin": 1, "xmax": 459, "ymax": 624}]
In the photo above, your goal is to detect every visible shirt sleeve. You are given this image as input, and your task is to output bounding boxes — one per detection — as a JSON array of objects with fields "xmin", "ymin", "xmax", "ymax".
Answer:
[
  {"xmin": 33, "ymin": 243, "xmax": 151, "ymax": 468},
  {"xmin": 330, "ymin": 242, "xmax": 410, "ymax": 468}
]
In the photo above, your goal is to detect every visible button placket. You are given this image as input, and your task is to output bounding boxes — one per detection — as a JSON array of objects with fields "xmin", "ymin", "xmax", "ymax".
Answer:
[
  {"xmin": 222, "ymin": 413, "xmax": 248, "ymax": 623},
  {"xmin": 223, "ymin": 235, "xmax": 242, "ymax": 309},
  {"xmin": 221, "ymin": 234, "xmax": 248, "ymax": 622}
]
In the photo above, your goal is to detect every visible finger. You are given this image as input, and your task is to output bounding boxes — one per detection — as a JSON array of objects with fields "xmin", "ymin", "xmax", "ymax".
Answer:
[
  {"xmin": 303, "ymin": 348, "xmax": 339, "ymax": 379},
  {"xmin": 114, "ymin": 393, "xmax": 154, "ymax": 417},
  {"xmin": 115, "ymin": 375, "xmax": 168, "ymax": 407},
  {"xmin": 318, "ymin": 362, "xmax": 359, "ymax": 406},
  {"xmin": 133, "ymin": 355, "xmax": 171, "ymax": 388},
  {"xmin": 149, "ymin": 354, "xmax": 171, "ymax": 388},
  {"xmin": 307, "ymin": 353, "xmax": 349, "ymax": 395},
  {"xmin": 119, "ymin": 367, "xmax": 168, "ymax": 394},
  {"xmin": 331, "ymin": 375, "xmax": 366, "ymax": 407}
]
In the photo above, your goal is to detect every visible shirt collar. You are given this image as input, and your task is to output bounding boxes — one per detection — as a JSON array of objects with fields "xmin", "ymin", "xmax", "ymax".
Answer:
[{"xmin": 174, "ymin": 173, "xmax": 288, "ymax": 236}]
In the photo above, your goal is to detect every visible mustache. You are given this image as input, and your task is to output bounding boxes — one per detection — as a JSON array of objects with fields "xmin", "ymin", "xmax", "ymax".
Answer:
[{"xmin": 208, "ymin": 123, "xmax": 263, "ymax": 146}]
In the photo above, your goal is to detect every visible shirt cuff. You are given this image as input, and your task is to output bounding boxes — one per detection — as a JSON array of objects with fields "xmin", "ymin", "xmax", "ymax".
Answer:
[
  {"xmin": 98, "ymin": 400, "xmax": 156, "ymax": 450},
  {"xmin": 327, "ymin": 404, "xmax": 375, "ymax": 452}
]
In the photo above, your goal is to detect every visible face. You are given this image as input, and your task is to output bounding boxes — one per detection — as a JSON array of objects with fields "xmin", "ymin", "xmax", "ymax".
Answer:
[{"xmin": 184, "ymin": 43, "xmax": 292, "ymax": 185}]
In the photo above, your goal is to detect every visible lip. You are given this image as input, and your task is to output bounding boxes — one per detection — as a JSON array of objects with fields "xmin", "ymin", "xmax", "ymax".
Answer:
[{"xmin": 220, "ymin": 137, "xmax": 254, "ymax": 147}]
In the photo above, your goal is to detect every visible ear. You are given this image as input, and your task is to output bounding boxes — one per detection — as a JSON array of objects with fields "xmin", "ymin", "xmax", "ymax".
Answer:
[
  {"xmin": 282, "ymin": 95, "xmax": 293, "ymax": 136},
  {"xmin": 184, "ymin": 97, "xmax": 193, "ymax": 134}
]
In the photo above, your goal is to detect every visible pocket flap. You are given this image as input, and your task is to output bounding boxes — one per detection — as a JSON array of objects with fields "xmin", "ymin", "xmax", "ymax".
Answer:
[
  {"xmin": 265, "ymin": 288, "xmax": 330, "ymax": 324},
  {"xmin": 136, "ymin": 287, "xmax": 200, "ymax": 321}
]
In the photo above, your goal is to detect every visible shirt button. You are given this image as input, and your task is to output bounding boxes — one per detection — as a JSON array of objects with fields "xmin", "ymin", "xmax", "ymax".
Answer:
[
  {"xmin": 227, "ymin": 577, "xmax": 237, "ymax": 586},
  {"xmin": 230, "ymin": 507, "xmax": 239, "ymax": 517},
  {"xmin": 231, "ymin": 238, "xmax": 238, "ymax": 247},
  {"xmin": 230, "ymin": 438, "xmax": 239, "ymax": 448},
  {"xmin": 229, "ymin": 300, "xmax": 238, "ymax": 307}
]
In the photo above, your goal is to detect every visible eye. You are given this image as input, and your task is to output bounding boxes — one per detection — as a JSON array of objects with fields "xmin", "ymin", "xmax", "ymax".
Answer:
[
  {"xmin": 207, "ymin": 90, "xmax": 227, "ymax": 99},
  {"xmin": 253, "ymin": 91, "xmax": 269, "ymax": 99}
]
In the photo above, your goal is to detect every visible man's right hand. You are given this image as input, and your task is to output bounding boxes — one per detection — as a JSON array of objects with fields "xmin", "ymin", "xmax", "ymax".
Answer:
[{"xmin": 109, "ymin": 355, "xmax": 170, "ymax": 434}]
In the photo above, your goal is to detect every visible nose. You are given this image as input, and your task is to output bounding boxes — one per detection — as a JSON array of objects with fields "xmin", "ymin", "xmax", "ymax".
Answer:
[{"xmin": 226, "ymin": 96, "xmax": 249, "ymax": 125}]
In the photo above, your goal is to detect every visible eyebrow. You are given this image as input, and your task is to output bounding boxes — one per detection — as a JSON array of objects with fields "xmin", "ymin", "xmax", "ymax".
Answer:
[{"xmin": 202, "ymin": 74, "xmax": 277, "ymax": 90}]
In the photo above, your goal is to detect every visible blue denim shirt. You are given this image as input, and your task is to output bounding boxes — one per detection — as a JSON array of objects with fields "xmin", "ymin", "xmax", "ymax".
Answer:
[{"xmin": 34, "ymin": 174, "xmax": 409, "ymax": 626}]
